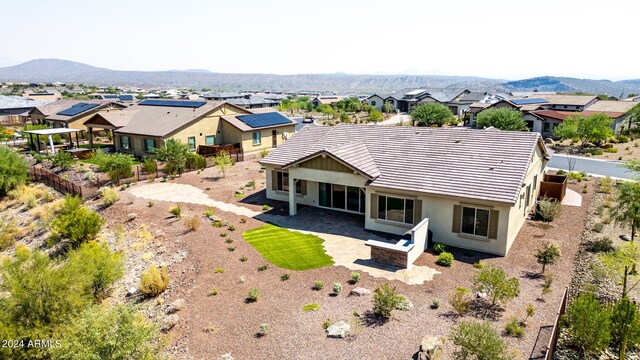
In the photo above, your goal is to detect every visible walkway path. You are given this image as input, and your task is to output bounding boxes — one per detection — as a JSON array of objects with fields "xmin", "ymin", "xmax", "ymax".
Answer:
[
  {"xmin": 128, "ymin": 183, "xmax": 260, "ymax": 217},
  {"xmin": 129, "ymin": 182, "xmax": 439, "ymax": 284}
]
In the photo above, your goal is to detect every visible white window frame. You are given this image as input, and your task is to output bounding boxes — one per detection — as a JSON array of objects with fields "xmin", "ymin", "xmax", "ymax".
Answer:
[
  {"xmin": 253, "ymin": 131, "xmax": 261, "ymax": 146},
  {"xmin": 460, "ymin": 206, "xmax": 490, "ymax": 238}
]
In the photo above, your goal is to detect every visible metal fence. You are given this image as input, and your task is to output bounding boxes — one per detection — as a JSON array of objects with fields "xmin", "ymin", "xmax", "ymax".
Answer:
[
  {"xmin": 544, "ymin": 287, "xmax": 569, "ymax": 360},
  {"xmin": 29, "ymin": 167, "xmax": 83, "ymax": 197}
]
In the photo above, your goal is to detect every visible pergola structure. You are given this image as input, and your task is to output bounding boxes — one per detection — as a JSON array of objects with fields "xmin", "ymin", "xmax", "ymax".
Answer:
[{"xmin": 23, "ymin": 128, "xmax": 84, "ymax": 154}]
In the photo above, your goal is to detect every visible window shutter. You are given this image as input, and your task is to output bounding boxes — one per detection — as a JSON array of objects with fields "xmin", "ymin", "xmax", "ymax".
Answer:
[
  {"xmin": 301, "ymin": 180, "xmax": 307, "ymax": 196},
  {"xmin": 488, "ymin": 210, "xmax": 499, "ymax": 239},
  {"xmin": 452, "ymin": 205, "xmax": 462, "ymax": 233},
  {"xmin": 413, "ymin": 199, "xmax": 422, "ymax": 225},
  {"xmin": 370, "ymin": 194, "xmax": 378, "ymax": 219},
  {"xmin": 271, "ymin": 171, "xmax": 277, "ymax": 191}
]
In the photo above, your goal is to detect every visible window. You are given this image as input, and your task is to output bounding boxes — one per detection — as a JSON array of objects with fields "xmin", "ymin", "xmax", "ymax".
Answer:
[
  {"xmin": 318, "ymin": 183, "xmax": 365, "ymax": 213},
  {"xmin": 144, "ymin": 138, "xmax": 156, "ymax": 153},
  {"xmin": 253, "ymin": 131, "xmax": 261, "ymax": 145},
  {"xmin": 276, "ymin": 171, "xmax": 289, "ymax": 192},
  {"xmin": 120, "ymin": 136, "xmax": 130, "ymax": 150},
  {"xmin": 377, "ymin": 195, "xmax": 414, "ymax": 224},
  {"xmin": 461, "ymin": 206, "xmax": 490, "ymax": 237},
  {"xmin": 543, "ymin": 123, "xmax": 550, "ymax": 132},
  {"xmin": 205, "ymin": 135, "xmax": 215, "ymax": 145},
  {"xmin": 188, "ymin": 136, "xmax": 196, "ymax": 150},
  {"xmin": 371, "ymin": 100, "xmax": 377, "ymax": 106}
]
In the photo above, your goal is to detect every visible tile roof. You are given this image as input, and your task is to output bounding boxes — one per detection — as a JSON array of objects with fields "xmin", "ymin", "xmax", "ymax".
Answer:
[
  {"xmin": 585, "ymin": 100, "xmax": 637, "ymax": 113},
  {"xmin": 538, "ymin": 94, "xmax": 599, "ymax": 106},
  {"xmin": 262, "ymin": 124, "xmax": 546, "ymax": 204},
  {"xmin": 530, "ymin": 110, "xmax": 576, "ymax": 121},
  {"xmin": 114, "ymin": 100, "xmax": 227, "ymax": 137},
  {"xmin": 45, "ymin": 101, "xmax": 125, "ymax": 122},
  {"xmin": 0, "ymin": 95, "xmax": 50, "ymax": 110},
  {"xmin": 32, "ymin": 99, "xmax": 98, "ymax": 116}
]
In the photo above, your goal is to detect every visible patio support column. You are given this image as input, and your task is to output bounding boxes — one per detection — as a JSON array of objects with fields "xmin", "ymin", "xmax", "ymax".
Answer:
[
  {"xmin": 88, "ymin": 127, "xmax": 94, "ymax": 149},
  {"xmin": 288, "ymin": 173, "xmax": 297, "ymax": 216}
]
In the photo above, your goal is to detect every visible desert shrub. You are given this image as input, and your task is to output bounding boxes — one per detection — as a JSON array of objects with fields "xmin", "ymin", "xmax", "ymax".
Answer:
[
  {"xmin": 449, "ymin": 287, "xmax": 472, "ymax": 315},
  {"xmin": 280, "ymin": 273, "xmax": 290, "ymax": 281},
  {"xmin": 51, "ymin": 150, "xmax": 75, "ymax": 170},
  {"xmin": 225, "ymin": 238, "xmax": 234, "ymax": 244},
  {"xmin": 611, "ymin": 297, "xmax": 640, "ymax": 357},
  {"xmin": 98, "ymin": 186, "xmax": 120, "ymax": 207},
  {"xmin": 542, "ymin": 274, "xmax": 554, "ymax": 298},
  {"xmin": 333, "ymin": 282, "xmax": 343, "ymax": 295},
  {"xmin": 208, "ymin": 286, "xmax": 219, "ymax": 296},
  {"xmin": 537, "ymin": 197, "xmax": 561, "ymax": 222},
  {"xmin": 303, "ymin": 303, "xmax": 320, "ymax": 312},
  {"xmin": 589, "ymin": 237, "xmax": 613, "ymax": 253},
  {"xmin": 142, "ymin": 157, "xmax": 157, "ymax": 174},
  {"xmin": 67, "ymin": 242, "xmax": 124, "ymax": 301},
  {"xmin": 473, "ymin": 265, "xmax": 520, "ymax": 306},
  {"xmin": 524, "ymin": 303, "xmax": 536, "ymax": 324},
  {"xmin": 504, "ymin": 317, "xmax": 524, "ymax": 338},
  {"xmin": 183, "ymin": 215, "xmax": 201, "ymax": 231},
  {"xmin": 245, "ymin": 180, "xmax": 256, "ymax": 189},
  {"xmin": 592, "ymin": 222, "xmax": 604, "ymax": 233},
  {"xmin": 248, "ymin": 288, "xmax": 260, "ymax": 302},
  {"xmin": 257, "ymin": 265, "xmax": 267, "ymax": 271},
  {"xmin": 599, "ymin": 176, "xmax": 614, "ymax": 193},
  {"xmin": 168, "ymin": 205, "xmax": 181, "ymax": 218},
  {"xmin": 473, "ymin": 261, "xmax": 485, "ymax": 269},
  {"xmin": 51, "ymin": 304, "xmax": 163, "ymax": 359},
  {"xmin": 219, "ymin": 232, "xmax": 228, "ymax": 237},
  {"xmin": 203, "ymin": 207, "xmax": 215, "ymax": 217},
  {"xmin": 214, "ymin": 267, "xmax": 225, "ymax": 273},
  {"xmin": 262, "ymin": 204, "xmax": 270, "ymax": 211},
  {"xmin": 350, "ymin": 271, "xmax": 361, "ymax": 284},
  {"xmin": 617, "ymin": 134, "xmax": 630, "ymax": 143},
  {"xmin": 562, "ymin": 292, "xmax": 611, "ymax": 354},
  {"xmin": 313, "ymin": 280, "xmax": 324, "ymax": 290},
  {"xmin": 372, "ymin": 283, "xmax": 402, "ymax": 319},
  {"xmin": 50, "ymin": 196, "xmax": 105, "ymax": 248},
  {"xmin": 588, "ymin": 149, "xmax": 604, "ymax": 156},
  {"xmin": 259, "ymin": 323, "xmax": 269, "ymax": 335},
  {"xmin": 535, "ymin": 241, "xmax": 561, "ymax": 274},
  {"xmin": 569, "ymin": 170, "xmax": 589, "ymax": 181},
  {"xmin": 431, "ymin": 298, "xmax": 441, "ymax": 309},
  {"xmin": 239, "ymin": 217, "xmax": 246, "ymax": 224},
  {"xmin": 227, "ymin": 247, "xmax": 235, "ymax": 252},
  {"xmin": 228, "ymin": 225, "xmax": 236, "ymax": 231},
  {"xmin": 436, "ymin": 251, "xmax": 454, "ymax": 266},
  {"xmin": 0, "ymin": 148, "xmax": 29, "ymax": 197},
  {"xmin": 259, "ymin": 148, "xmax": 269, "ymax": 158},
  {"xmin": 322, "ymin": 320, "xmax": 331, "ymax": 329},
  {"xmin": 239, "ymin": 255, "xmax": 248, "ymax": 262},
  {"xmin": 556, "ymin": 169, "xmax": 566, "ymax": 175},
  {"xmin": 187, "ymin": 153, "xmax": 206, "ymax": 170},
  {"xmin": 0, "ymin": 217, "xmax": 18, "ymax": 250},
  {"xmin": 433, "ymin": 243, "xmax": 446, "ymax": 255},
  {"xmin": 93, "ymin": 152, "xmax": 134, "ymax": 182},
  {"xmin": 450, "ymin": 320, "xmax": 512, "ymax": 360},
  {"xmin": 604, "ymin": 147, "xmax": 619, "ymax": 153},
  {"xmin": 395, "ymin": 295, "xmax": 412, "ymax": 311},
  {"xmin": 139, "ymin": 264, "xmax": 170, "ymax": 296}
]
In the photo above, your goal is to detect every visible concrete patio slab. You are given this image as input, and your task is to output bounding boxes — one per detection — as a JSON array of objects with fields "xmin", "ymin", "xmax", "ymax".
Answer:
[{"xmin": 561, "ymin": 188, "xmax": 582, "ymax": 207}]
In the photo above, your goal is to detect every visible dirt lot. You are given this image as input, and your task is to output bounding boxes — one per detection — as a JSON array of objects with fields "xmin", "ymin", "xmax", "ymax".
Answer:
[{"xmin": 89, "ymin": 159, "xmax": 593, "ymax": 360}]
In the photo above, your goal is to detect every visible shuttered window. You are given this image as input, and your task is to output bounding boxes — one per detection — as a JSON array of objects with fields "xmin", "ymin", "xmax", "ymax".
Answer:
[
  {"xmin": 454, "ymin": 204, "xmax": 499, "ymax": 239},
  {"xmin": 377, "ymin": 195, "xmax": 415, "ymax": 225}
]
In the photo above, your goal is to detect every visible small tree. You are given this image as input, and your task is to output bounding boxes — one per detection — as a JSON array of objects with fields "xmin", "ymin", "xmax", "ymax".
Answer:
[
  {"xmin": 155, "ymin": 138, "xmax": 190, "ymax": 175},
  {"xmin": 214, "ymin": 150, "xmax": 233, "ymax": 178},
  {"xmin": 535, "ymin": 241, "xmax": 561, "ymax": 273},
  {"xmin": 475, "ymin": 108, "xmax": 528, "ymax": 131},
  {"xmin": 50, "ymin": 196, "xmax": 105, "ymax": 248},
  {"xmin": 562, "ymin": 292, "xmax": 611, "ymax": 355},
  {"xmin": 67, "ymin": 242, "xmax": 124, "ymax": 301},
  {"xmin": 450, "ymin": 320, "xmax": 513, "ymax": 360},
  {"xmin": 369, "ymin": 109, "xmax": 383, "ymax": 123},
  {"xmin": 0, "ymin": 147, "xmax": 28, "ymax": 198},
  {"xmin": 410, "ymin": 103, "xmax": 454, "ymax": 127},
  {"xmin": 372, "ymin": 283, "xmax": 402, "ymax": 319},
  {"xmin": 382, "ymin": 102, "xmax": 394, "ymax": 113},
  {"xmin": 610, "ymin": 181, "xmax": 640, "ymax": 241},
  {"xmin": 473, "ymin": 266, "xmax": 520, "ymax": 307},
  {"xmin": 554, "ymin": 113, "xmax": 614, "ymax": 148},
  {"xmin": 523, "ymin": 304, "xmax": 535, "ymax": 324},
  {"xmin": 611, "ymin": 296, "xmax": 640, "ymax": 360}
]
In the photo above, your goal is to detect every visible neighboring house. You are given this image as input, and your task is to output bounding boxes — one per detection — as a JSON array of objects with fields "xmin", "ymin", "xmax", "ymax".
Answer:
[
  {"xmin": 260, "ymin": 124, "xmax": 548, "ymax": 256},
  {"xmin": 395, "ymin": 88, "xmax": 469, "ymax": 113},
  {"xmin": 532, "ymin": 94, "xmax": 600, "ymax": 112},
  {"xmin": 365, "ymin": 94, "xmax": 386, "ymax": 110},
  {"xmin": 29, "ymin": 99, "xmax": 127, "ymax": 130},
  {"xmin": 527, "ymin": 110, "xmax": 573, "ymax": 138},
  {"xmin": 584, "ymin": 100, "xmax": 639, "ymax": 132},
  {"xmin": 312, "ymin": 96, "xmax": 344, "ymax": 108},
  {"xmin": 201, "ymin": 92, "xmax": 278, "ymax": 109},
  {"xmin": 622, "ymin": 95, "xmax": 640, "ymax": 102},
  {"xmin": 89, "ymin": 93, "xmax": 137, "ymax": 102},
  {"xmin": 93, "ymin": 100, "xmax": 295, "ymax": 157},
  {"xmin": 0, "ymin": 95, "xmax": 51, "ymax": 124},
  {"xmin": 21, "ymin": 88, "xmax": 62, "ymax": 102}
]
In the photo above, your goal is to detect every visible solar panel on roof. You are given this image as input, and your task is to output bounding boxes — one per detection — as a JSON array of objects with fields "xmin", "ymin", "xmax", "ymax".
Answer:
[
  {"xmin": 103, "ymin": 94, "xmax": 118, "ymax": 99},
  {"xmin": 56, "ymin": 103, "xmax": 100, "ymax": 116},
  {"xmin": 139, "ymin": 99, "xmax": 206, "ymax": 108},
  {"xmin": 236, "ymin": 112, "xmax": 292, "ymax": 128},
  {"xmin": 511, "ymin": 98, "xmax": 547, "ymax": 105},
  {"xmin": 118, "ymin": 95, "xmax": 134, "ymax": 101}
]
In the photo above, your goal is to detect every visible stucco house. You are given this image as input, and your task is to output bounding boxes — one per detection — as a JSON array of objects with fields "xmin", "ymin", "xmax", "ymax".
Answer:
[
  {"xmin": 29, "ymin": 100, "xmax": 127, "ymax": 131},
  {"xmin": 260, "ymin": 124, "xmax": 549, "ymax": 256},
  {"xmin": 85, "ymin": 99, "xmax": 296, "ymax": 157}
]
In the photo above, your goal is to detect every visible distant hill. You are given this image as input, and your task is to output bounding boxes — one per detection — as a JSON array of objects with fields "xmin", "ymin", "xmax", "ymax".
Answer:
[{"xmin": 1, "ymin": 59, "xmax": 639, "ymax": 96}]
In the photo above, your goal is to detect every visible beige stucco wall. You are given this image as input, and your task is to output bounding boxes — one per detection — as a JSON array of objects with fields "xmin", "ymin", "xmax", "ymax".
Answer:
[
  {"xmin": 116, "ymin": 135, "xmax": 165, "ymax": 158},
  {"xmin": 240, "ymin": 124, "xmax": 296, "ymax": 155}
]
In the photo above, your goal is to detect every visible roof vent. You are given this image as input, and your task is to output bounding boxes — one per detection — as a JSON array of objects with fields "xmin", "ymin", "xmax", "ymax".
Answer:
[
  {"xmin": 489, "ymin": 167, "xmax": 494, "ymax": 171},
  {"xmin": 455, "ymin": 139, "xmax": 461, "ymax": 144}
]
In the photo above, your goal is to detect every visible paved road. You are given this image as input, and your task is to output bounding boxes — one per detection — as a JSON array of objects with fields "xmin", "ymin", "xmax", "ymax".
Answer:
[
  {"xmin": 549, "ymin": 154, "xmax": 636, "ymax": 179},
  {"xmin": 380, "ymin": 113, "xmax": 411, "ymax": 125}
]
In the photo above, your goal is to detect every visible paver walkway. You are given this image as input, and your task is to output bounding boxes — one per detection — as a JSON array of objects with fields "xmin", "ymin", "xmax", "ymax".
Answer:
[
  {"xmin": 130, "ymin": 182, "xmax": 440, "ymax": 284},
  {"xmin": 128, "ymin": 183, "xmax": 260, "ymax": 217},
  {"xmin": 561, "ymin": 188, "xmax": 582, "ymax": 207}
]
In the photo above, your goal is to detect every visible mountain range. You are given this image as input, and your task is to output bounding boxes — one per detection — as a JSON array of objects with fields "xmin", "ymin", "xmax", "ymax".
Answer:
[{"xmin": 1, "ymin": 59, "xmax": 640, "ymax": 96}]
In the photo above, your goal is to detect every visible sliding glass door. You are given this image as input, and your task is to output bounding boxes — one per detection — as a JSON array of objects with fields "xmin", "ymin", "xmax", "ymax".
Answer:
[{"xmin": 319, "ymin": 182, "xmax": 365, "ymax": 214}]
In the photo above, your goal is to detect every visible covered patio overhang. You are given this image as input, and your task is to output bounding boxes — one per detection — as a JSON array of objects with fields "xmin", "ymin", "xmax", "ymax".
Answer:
[
  {"xmin": 83, "ymin": 113, "xmax": 121, "ymax": 149},
  {"xmin": 23, "ymin": 128, "xmax": 84, "ymax": 154}
]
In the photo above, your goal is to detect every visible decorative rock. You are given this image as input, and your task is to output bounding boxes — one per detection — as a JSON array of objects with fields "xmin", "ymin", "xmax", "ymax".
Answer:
[
  {"xmin": 127, "ymin": 286, "xmax": 138, "ymax": 296},
  {"xmin": 166, "ymin": 298, "xmax": 185, "ymax": 314},
  {"xmin": 208, "ymin": 215, "xmax": 221, "ymax": 223},
  {"xmin": 235, "ymin": 190, "xmax": 245, "ymax": 195},
  {"xmin": 127, "ymin": 213, "xmax": 137, "ymax": 221},
  {"xmin": 621, "ymin": 234, "xmax": 632, "ymax": 241},
  {"xmin": 474, "ymin": 291, "xmax": 487, "ymax": 299},
  {"xmin": 349, "ymin": 287, "xmax": 371, "ymax": 297},
  {"xmin": 162, "ymin": 314, "xmax": 180, "ymax": 331},
  {"xmin": 216, "ymin": 354, "xmax": 234, "ymax": 360},
  {"xmin": 418, "ymin": 335, "xmax": 444, "ymax": 360},
  {"xmin": 326, "ymin": 321, "xmax": 351, "ymax": 338}
]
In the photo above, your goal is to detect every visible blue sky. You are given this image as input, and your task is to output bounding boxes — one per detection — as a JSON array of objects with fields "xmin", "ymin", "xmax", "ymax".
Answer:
[{"xmin": 3, "ymin": 0, "xmax": 638, "ymax": 80}]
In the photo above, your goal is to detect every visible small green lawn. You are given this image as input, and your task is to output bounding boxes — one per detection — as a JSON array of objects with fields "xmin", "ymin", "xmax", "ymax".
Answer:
[
  {"xmin": 80, "ymin": 158, "xmax": 141, "ymax": 166},
  {"xmin": 242, "ymin": 224, "xmax": 334, "ymax": 270}
]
